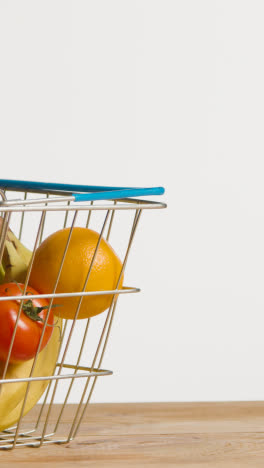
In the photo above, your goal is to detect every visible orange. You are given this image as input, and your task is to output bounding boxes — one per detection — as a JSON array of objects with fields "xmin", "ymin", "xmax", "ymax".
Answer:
[{"xmin": 29, "ymin": 227, "xmax": 124, "ymax": 320}]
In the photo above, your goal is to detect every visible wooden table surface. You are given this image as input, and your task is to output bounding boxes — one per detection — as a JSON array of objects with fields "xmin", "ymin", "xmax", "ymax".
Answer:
[{"xmin": 2, "ymin": 401, "xmax": 264, "ymax": 467}]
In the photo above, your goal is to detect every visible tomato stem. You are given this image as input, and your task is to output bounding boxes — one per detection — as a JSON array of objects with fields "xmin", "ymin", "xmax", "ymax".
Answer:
[
  {"xmin": 22, "ymin": 299, "xmax": 46, "ymax": 322},
  {"xmin": 22, "ymin": 300, "xmax": 62, "ymax": 323}
]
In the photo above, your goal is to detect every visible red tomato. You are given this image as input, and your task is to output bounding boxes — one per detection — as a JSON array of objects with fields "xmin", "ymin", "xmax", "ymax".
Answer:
[{"xmin": 0, "ymin": 283, "xmax": 55, "ymax": 363}]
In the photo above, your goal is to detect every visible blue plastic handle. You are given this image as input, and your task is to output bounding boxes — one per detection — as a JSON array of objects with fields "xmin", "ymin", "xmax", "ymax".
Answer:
[
  {"xmin": 74, "ymin": 187, "xmax": 165, "ymax": 201},
  {"xmin": 0, "ymin": 180, "xmax": 165, "ymax": 202}
]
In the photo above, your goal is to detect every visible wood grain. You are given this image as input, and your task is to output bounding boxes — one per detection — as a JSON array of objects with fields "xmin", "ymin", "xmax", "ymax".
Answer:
[{"xmin": 2, "ymin": 402, "xmax": 264, "ymax": 467}]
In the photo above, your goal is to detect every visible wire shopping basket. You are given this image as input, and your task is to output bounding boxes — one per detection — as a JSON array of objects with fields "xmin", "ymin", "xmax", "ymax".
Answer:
[{"xmin": 0, "ymin": 180, "xmax": 166, "ymax": 449}]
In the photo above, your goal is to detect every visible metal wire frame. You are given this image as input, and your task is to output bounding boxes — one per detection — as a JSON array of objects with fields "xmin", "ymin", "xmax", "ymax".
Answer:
[{"xmin": 0, "ymin": 189, "xmax": 165, "ymax": 449}]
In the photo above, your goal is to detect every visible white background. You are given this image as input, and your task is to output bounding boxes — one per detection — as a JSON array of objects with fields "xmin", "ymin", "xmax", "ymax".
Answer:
[{"xmin": 1, "ymin": 1, "xmax": 264, "ymax": 403}]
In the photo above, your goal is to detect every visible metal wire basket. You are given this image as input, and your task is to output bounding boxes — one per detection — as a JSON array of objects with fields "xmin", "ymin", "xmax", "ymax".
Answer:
[{"xmin": 0, "ymin": 180, "xmax": 166, "ymax": 449}]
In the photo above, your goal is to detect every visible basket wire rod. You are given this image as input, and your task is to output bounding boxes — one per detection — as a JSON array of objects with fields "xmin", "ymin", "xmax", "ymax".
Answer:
[
  {"xmin": 106, "ymin": 201, "xmax": 117, "ymax": 242},
  {"xmin": 0, "ymin": 433, "xmax": 66, "ymax": 449},
  {"xmin": 0, "ymin": 437, "xmax": 71, "ymax": 449},
  {"xmin": 69, "ymin": 209, "xmax": 142, "ymax": 441},
  {"xmin": 0, "ymin": 200, "xmax": 166, "ymax": 213},
  {"xmin": 85, "ymin": 201, "xmax": 94, "ymax": 228},
  {"xmin": 0, "ymin": 425, "xmax": 37, "ymax": 439},
  {"xmin": 11, "ymin": 210, "xmax": 79, "ymax": 448},
  {"xmin": 18, "ymin": 192, "xmax": 27, "ymax": 240},
  {"xmin": 0, "ymin": 429, "xmax": 36, "ymax": 442},
  {"xmin": 67, "ymin": 211, "xmax": 141, "ymax": 440},
  {"xmin": 0, "ymin": 431, "xmax": 74, "ymax": 445},
  {"xmin": 68, "ymin": 209, "xmax": 142, "ymax": 441},
  {"xmin": 70, "ymin": 301, "xmax": 119, "ymax": 442},
  {"xmin": 0, "ymin": 435, "xmax": 54, "ymax": 445},
  {"xmin": 1, "ymin": 195, "xmax": 74, "ymax": 207},
  {"xmin": 38, "ymin": 193, "xmax": 49, "ymax": 245},
  {"xmin": 0, "ymin": 212, "xmax": 11, "ymax": 272},
  {"xmin": 0, "ymin": 428, "xmax": 41, "ymax": 444},
  {"xmin": 9, "ymin": 212, "xmax": 47, "ymax": 449},
  {"xmin": 63, "ymin": 201, "xmax": 71, "ymax": 228},
  {"xmin": 53, "ymin": 319, "xmax": 91, "ymax": 432},
  {"xmin": 34, "ymin": 319, "xmax": 69, "ymax": 431},
  {"xmin": 66, "ymin": 302, "xmax": 116, "ymax": 442},
  {"xmin": 0, "ymin": 189, "xmax": 6, "ymax": 218},
  {"xmin": 0, "ymin": 286, "xmax": 140, "ymax": 302},
  {"xmin": 39, "ymin": 209, "xmax": 111, "ymax": 446},
  {"xmin": 0, "ymin": 212, "xmax": 45, "ymax": 393},
  {"xmin": 0, "ymin": 369, "xmax": 111, "ymax": 386},
  {"xmin": 0, "ymin": 196, "xmax": 11, "ymax": 269}
]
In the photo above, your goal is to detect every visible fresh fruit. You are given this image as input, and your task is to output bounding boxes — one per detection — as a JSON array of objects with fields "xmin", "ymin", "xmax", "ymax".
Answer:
[
  {"xmin": 0, "ymin": 317, "xmax": 62, "ymax": 432},
  {"xmin": 0, "ymin": 217, "xmax": 32, "ymax": 283},
  {"xmin": 0, "ymin": 283, "xmax": 54, "ymax": 363},
  {"xmin": 0, "ymin": 358, "xmax": 38, "ymax": 421},
  {"xmin": 29, "ymin": 227, "xmax": 124, "ymax": 320}
]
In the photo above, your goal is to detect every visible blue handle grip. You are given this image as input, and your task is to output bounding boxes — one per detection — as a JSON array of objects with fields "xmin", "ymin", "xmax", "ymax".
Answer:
[
  {"xmin": 74, "ymin": 187, "xmax": 165, "ymax": 202},
  {"xmin": 0, "ymin": 180, "xmax": 165, "ymax": 202}
]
